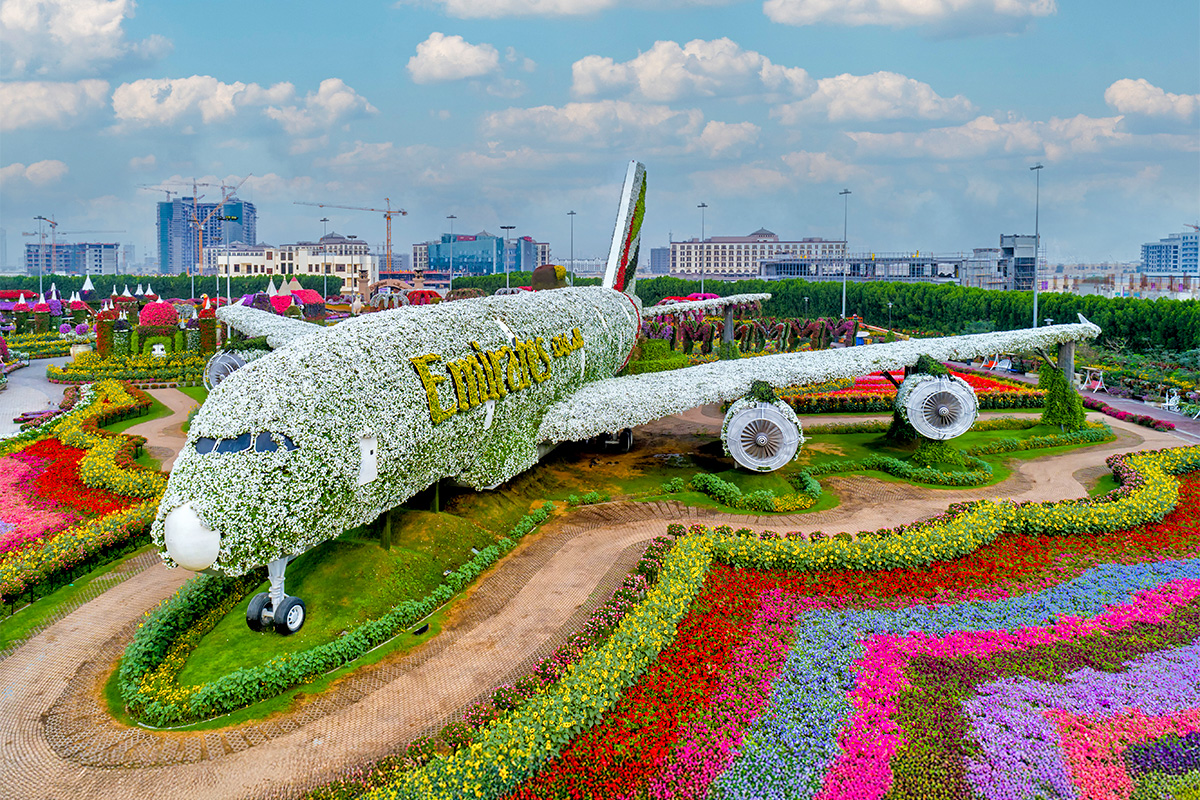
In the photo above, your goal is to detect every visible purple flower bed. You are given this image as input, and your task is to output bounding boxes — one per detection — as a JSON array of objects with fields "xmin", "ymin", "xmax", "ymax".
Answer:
[{"xmin": 1083, "ymin": 396, "xmax": 1176, "ymax": 431}]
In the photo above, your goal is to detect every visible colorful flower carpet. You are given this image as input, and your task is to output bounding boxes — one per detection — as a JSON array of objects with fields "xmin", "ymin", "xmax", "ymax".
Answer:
[{"xmin": 494, "ymin": 475, "xmax": 1200, "ymax": 800}]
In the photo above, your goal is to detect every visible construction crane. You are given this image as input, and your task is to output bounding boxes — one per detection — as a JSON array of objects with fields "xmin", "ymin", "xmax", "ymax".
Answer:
[
  {"xmin": 139, "ymin": 185, "xmax": 178, "ymax": 201},
  {"xmin": 188, "ymin": 175, "xmax": 250, "ymax": 296},
  {"xmin": 294, "ymin": 198, "xmax": 407, "ymax": 273},
  {"xmin": 1186, "ymin": 224, "xmax": 1199, "ymax": 233},
  {"xmin": 57, "ymin": 230, "xmax": 126, "ymax": 237}
]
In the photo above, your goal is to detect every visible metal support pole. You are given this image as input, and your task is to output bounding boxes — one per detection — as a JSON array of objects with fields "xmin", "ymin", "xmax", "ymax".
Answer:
[
  {"xmin": 1030, "ymin": 164, "xmax": 1043, "ymax": 327},
  {"xmin": 697, "ymin": 203, "xmax": 707, "ymax": 293},
  {"xmin": 568, "ymin": 210, "xmax": 576, "ymax": 286},
  {"xmin": 447, "ymin": 214, "xmax": 456, "ymax": 293},
  {"xmin": 501, "ymin": 225, "xmax": 516, "ymax": 289}
]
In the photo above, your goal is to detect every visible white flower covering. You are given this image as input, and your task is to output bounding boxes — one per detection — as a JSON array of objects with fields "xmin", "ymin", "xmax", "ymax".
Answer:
[
  {"xmin": 156, "ymin": 287, "xmax": 639, "ymax": 575},
  {"xmin": 720, "ymin": 396, "xmax": 804, "ymax": 460},
  {"xmin": 645, "ymin": 293, "xmax": 771, "ymax": 318},
  {"xmin": 537, "ymin": 316, "xmax": 1100, "ymax": 443},
  {"xmin": 217, "ymin": 304, "xmax": 319, "ymax": 349}
]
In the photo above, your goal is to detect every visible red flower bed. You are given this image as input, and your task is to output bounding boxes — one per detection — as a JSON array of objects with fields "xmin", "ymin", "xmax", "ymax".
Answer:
[
  {"xmin": 826, "ymin": 370, "xmax": 1027, "ymax": 397},
  {"xmin": 16, "ymin": 438, "xmax": 137, "ymax": 517}
]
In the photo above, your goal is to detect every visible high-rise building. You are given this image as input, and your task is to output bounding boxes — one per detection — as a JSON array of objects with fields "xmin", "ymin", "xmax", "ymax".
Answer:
[
  {"xmin": 157, "ymin": 196, "xmax": 257, "ymax": 276},
  {"xmin": 670, "ymin": 229, "xmax": 845, "ymax": 279},
  {"xmin": 25, "ymin": 242, "xmax": 120, "ymax": 275},
  {"xmin": 648, "ymin": 246, "xmax": 670, "ymax": 274},
  {"xmin": 1142, "ymin": 230, "xmax": 1199, "ymax": 275}
]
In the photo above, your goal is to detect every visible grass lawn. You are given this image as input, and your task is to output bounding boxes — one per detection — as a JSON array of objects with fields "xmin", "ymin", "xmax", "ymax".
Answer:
[
  {"xmin": 178, "ymin": 386, "xmax": 208, "ymax": 433},
  {"xmin": 1089, "ymin": 474, "xmax": 1120, "ymax": 496},
  {"xmin": 0, "ymin": 545, "xmax": 154, "ymax": 651},
  {"xmin": 102, "ymin": 394, "xmax": 170, "ymax": 435},
  {"xmin": 177, "ymin": 511, "xmax": 497, "ymax": 686}
]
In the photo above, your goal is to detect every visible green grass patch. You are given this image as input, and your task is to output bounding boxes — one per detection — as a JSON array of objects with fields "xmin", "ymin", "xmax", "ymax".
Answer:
[
  {"xmin": 1089, "ymin": 474, "xmax": 1119, "ymax": 497},
  {"xmin": 106, "ymin": 606, "xmax": 450, "ymax": 731},
  {"xmin": 0, "ymin": 545, "xmax": 154, "ymax": 650},
  {"xmin": 101, "ymin": 394, "xmax": 170, "ymax": 435},
  {"xmin": 176, "ymin": 511, "xmax": 495, "ymax": 687},
  {"xmin": 178, "ymin": 386, "xmax": 209, "ymax": 405}
]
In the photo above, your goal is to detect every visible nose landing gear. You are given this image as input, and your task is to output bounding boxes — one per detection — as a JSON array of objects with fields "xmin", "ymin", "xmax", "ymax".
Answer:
[{"xmin": 245, "ymin": 556, "xmax": 307, "ymax": 635}]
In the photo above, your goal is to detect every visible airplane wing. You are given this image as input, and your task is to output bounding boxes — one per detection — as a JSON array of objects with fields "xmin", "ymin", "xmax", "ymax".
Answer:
[
  {"xmin": 216, "ymin": 304, "xmax": 322, "ymax": 349},
  {"xmin": 537, "ymin": 316, "xmax": 1100, "ymax": 443},
  {"xmin": 642, "ymin": 293, "xmax": 771, "ymax": 318}
]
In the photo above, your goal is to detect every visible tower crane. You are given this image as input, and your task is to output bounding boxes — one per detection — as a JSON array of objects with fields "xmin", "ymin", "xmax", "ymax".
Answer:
[
  {"xmin": 293, "ymin": 199, "xmax": 407, "ymax": 273},
  {"xmin": 1186, "ymin": 224, "xmax": 1199, "ymax": 233},
  {"xmin": 139, "ymin": 185, "xmax": 178, "ymax": 201}
]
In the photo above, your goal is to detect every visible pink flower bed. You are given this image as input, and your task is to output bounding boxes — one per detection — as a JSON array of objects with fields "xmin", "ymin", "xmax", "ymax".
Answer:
[{"xmin": 0, "ymin": 454, "xmax": 77, "ymax": 555}]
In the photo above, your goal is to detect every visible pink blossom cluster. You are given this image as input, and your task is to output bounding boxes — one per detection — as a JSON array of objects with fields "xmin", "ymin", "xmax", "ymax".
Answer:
[{"xmin": 0, "ymin": 454, "xmax": 76, "ymax": 555}]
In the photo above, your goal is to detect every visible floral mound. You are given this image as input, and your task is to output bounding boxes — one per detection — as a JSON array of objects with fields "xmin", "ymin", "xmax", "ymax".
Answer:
[
  {"xmin": 783, "ymin": 368, "xmax": 1044, "ymax": 414},
  {"xmin": 0, "ymin": 380, "xmax": 164, "ymax": 606},
  {"xmin": 301, "ymin": 446, "xmax": 1200, "ymax": 800}
]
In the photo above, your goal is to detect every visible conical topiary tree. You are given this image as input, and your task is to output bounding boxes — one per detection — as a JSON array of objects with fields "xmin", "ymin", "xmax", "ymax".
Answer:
[{"xmin": 1039, "ymin": 359, "xmax": 1087, "ymax": 431}]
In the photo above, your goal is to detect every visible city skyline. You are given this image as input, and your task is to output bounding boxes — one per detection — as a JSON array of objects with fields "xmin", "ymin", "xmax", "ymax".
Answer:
[{"xmin": 1, "ymin": 0, "xmax": 1197, "ymax": 267}]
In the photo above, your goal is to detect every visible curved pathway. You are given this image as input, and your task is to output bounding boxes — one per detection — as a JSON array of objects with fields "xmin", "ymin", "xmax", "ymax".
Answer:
[
  {"xmin": 0, "ymin": 357, "xmax": 68, "ymax": 440},
  {"xmin": 0, "ymin": 413, "xmax": 1190, "ymax": 800},
  {"xmin": 122, "ymin": 388, "xmax": 197, "ymax": 472}
]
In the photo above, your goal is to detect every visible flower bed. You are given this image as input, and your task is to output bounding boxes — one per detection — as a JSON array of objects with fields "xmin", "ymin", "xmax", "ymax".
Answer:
[
  {"xmin": 47, "ymin": 351, "xmax": 208, "ymax": 385},
  {"xmin": 5, "ymin": 330, "xmax": 92, "ymax": 359},
  {"xmin": 0, "ymin": 381, "xmax": 163, "ymax": 606},
  {"xmin": 1083, "ymin": 395, "xmax": 1177, "ymax": 432},
  {"xmin": 331, "ymin": 458, "xmax": 1200, "ymax": 800},
  {"xmin": 782, "ymin": 369, "xmax": 1044, "ymax": 414}
]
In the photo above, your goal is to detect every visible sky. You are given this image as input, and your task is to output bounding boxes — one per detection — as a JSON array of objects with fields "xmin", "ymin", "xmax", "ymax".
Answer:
[{"xmin": 1, "ymin": 0, "xmax": 1198, "ymax": 269}]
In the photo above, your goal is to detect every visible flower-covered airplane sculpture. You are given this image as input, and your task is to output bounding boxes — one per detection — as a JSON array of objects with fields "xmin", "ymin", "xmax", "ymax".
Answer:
[{"xmin": 156, "ymin": 160, "xmax": 1100, "ymax": 634}]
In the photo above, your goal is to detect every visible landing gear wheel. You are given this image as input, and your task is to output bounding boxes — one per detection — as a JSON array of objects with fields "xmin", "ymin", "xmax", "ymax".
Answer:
[
  {"xmin": 617, "ymin": 428, "xmax": 634, "ymax": 453},
  {"xmin": 246, "ymin": 592, "xmax": 271, "ymax": 632},
  {"xmin": 273, "ymin": 596, "xmax": 306, "ymax": 635}
]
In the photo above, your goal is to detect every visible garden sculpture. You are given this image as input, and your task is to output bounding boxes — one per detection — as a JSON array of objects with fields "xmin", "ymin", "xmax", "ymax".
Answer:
[{"xmin": 156, "ymin": 160, "xmax": 1103, "ymax": 634}]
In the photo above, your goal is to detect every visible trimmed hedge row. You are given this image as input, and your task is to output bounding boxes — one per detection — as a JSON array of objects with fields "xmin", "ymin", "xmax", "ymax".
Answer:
[
  {"xmin": 120, "ymin": 503, "xmax": 556, "ymax": 727},
  {"xmin": 715, "ymin": 445, "xmax": 1200, "ymax": 572},
  {"xmin": 965, "ymin": 423, "xmax": 1113, "ymax": 456}
]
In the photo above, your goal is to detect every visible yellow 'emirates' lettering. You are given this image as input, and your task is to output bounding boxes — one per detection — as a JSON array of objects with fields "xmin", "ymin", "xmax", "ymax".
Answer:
[{"xmin": 411, "ymin": 328, "xmax": 584, "ymax": 424}]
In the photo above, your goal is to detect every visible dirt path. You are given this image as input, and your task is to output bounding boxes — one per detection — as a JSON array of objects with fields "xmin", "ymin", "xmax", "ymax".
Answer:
[
  {"xmin": 122, "ymin": 388, "xmax": 196, "ymax": 472},
  {"xmin": 0, "ymin": 413, "xmax": 1190, "ymax": 800}
]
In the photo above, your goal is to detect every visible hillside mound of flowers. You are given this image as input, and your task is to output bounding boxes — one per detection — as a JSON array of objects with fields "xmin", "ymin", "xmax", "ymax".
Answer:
[
  {"xmin": 783, "ymin": 368, "xmax": 1044, "ymax": 414},
  {"xmin": 0, "ymin": 380, "xmax": 165, "ymax": 606}
]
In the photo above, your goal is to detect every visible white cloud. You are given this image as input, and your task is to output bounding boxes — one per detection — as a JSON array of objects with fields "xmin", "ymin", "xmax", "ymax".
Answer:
[
  {"xmin": 128, "ymin": 153, "xmax": 155, "ymax": 170},
  {"xmin": 572, "ymin": 38, "xmax": 811, "ymax": 101},
  {"xmin": 773, "ymin": 71, "xmax": 974, "ymax": 123},
  {"xmin": 318, "ymin": 140, "xmax": 397, "ymax": 169},
  {"xmin": 111, "ymin": 76, "xmax": 291, "ymax": 125},
  {"xmin": 264, "ymin": 78, "xmax": 377, "ymax": 135},
  {"xmin": 763, "ymin": 0, "xmax": 1056, "ymax": 32},
  {"xmin": 692, "ymin": 120, "xmax": 760, "ymax": 157},
  {"xmin": 0, "ymin": 78, "xmax": 108, "ymax": 130},
  {"xmin": 1104, "ymin": 79, "xmax": 1198, "ymax": 121},
  {"xmin": 780, "ymin": 150, "xmax": 863, "ymax": 183},
  {"xmin": 111, "ymin": 76, "xmax": 374, "ymax": 135},
  {"xmin": 483, "ymin": 99, "xmax": 704, "ymax": 146},
  {"xmin": 0, "ymin": 158, "xmax": 68, "ymax": 186},
  {"xmin": 407, "ymin": 32, "xmax": 500, "ymax": 83},
  {"xmin": 397, "ymin": 0, "xmax": 620, "ymax": 19},
  {"xmin": 0, "ymin": 0, "xmax": 170, "ymax": 77},
  {"xmin": 847, "ymin": 113, "xmax": 1129, "ymax": 161}
]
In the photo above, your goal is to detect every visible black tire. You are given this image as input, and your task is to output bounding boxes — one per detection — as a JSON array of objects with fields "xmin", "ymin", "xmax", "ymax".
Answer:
[
  {"xmin": 273, "ymin": 596, "xmax": 306, "ymax": 635},
  {"xmin": 246, "ymin": 592, "xmax": 271, "ymax": 632},
  {"xmin": 618, "ymin": 428, "xmax": 634, "ymax": 453}
]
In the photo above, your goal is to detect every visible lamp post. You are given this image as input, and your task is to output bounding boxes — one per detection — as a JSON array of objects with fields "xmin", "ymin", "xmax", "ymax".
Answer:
[
  {"xmin": 1030, "ymin": 163, "xmax": 1043, "ymax": 327},
  {"xmin": 500, "ymin": 225, "xmax": 516, "ymax": 289},
  {"xmin": 697, "ymin": 202, "xmax": 708, "ymax": 293},
  {"xmin": 839, "ymin": 188, "xmax": 851, "ymax": 319},
  {"xmin": 446, "ymin": 214, "xmax": 456, "ymax": 294},
  {"xmin": 804, "ymin": 295, "xmax": 809, "ymax": 318},
  {"xmin": 888, "ymin": 300, "xmax": 894, "ymax": 331},
  {"xmin": 567, "ymin": 210, "xmax": 576, "ymax": 286},
  {"xmin": 320, "ymin": 217, "xmax": 330, "ymax": 299},
  {"xmin": 33, "ymin": 215, "xmax": 49, "ymax": 295}
]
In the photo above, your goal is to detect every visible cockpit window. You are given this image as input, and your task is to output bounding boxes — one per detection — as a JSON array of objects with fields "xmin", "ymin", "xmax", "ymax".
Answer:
[
  {"xmin": 216, "ymin": 433, "xmax": 253, "ymax": 453},
  {"xmin": 196, "ymin": 432, "xmax": 299, "ymax": 454}
]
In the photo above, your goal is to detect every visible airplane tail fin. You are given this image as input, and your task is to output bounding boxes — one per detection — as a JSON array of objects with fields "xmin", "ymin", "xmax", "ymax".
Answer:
[{"xmin": 601, "ymin": 160, "xmax": 646, "ymax": 295}]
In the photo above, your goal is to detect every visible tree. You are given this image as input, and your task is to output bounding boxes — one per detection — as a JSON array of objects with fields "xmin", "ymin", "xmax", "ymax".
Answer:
[{"xmin": 1039, "ymin": 360, "xmax": 1087, "ymax": 431}]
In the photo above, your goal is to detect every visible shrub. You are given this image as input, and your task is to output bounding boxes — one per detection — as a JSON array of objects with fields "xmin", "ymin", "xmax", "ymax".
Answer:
[{"xmin": 1039, "ymin": 361, "xmax": 1087, "ymax": 430}]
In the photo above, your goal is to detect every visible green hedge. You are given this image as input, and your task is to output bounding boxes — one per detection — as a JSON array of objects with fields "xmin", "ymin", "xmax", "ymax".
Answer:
[{"xmin": 120, "ymin": 503, "xmax": 555, "ymax": 727}]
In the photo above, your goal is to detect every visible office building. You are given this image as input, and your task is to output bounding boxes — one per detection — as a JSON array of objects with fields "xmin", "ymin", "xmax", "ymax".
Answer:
[
  {"xmin": 158, "ymin": 196, "xmax": 257, "ymax": 276},
  {"xmin": 760, "ymin": 251, "xmax": 960, "ymax": 284},
  {"xmin": 413, "ymin": 232, "xmax": 549, "ymax": 277},
  {"xmin": 1001, "ymin": 234, "xmax": 1038, "ymax": 291},
  {"xmin": 671, "ymin": 229, "xmax": 845, "ymax": 280},
  {"xmin": 216, "ymin": 232, "xmax": 375, "ymax": 294},
  {"xmin": 25, "ymin": 242, "xmax": 120, "ymax": 275},
  {"xmin": 648, "ymin": 247, "xmax": 670, "ymax": 274},
  {"xmin": 1142, "ymin": 230, "xmax": 1199, "ymax": 275}
]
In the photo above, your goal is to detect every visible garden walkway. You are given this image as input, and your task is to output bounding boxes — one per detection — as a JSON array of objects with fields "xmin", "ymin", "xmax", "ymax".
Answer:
[
  {"xmin": 0, "ymin": 357, "xmax": 67, "ymax": 440},
  {"xmin": 0, "ymin": 414, "xmax": 1190, "ymax": 800},
  {"xmin": 122, "ymin": 388, "xmax": 197, "ymax": 472}
]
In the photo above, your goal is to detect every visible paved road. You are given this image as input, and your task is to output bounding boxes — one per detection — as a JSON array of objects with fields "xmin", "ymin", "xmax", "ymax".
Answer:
[
  {"xmin": 0, "ymin": 357, "xmax": 68, "ymax": 440},
  {"xmin": 0, "ymin": 412, "xmax": 1190, "ymax": 800}
]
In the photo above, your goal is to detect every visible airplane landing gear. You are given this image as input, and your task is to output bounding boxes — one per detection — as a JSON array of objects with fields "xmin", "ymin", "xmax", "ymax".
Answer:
[
  {"xmin": 593, "ymin": 428, "xmax": 634, "ymax": 454},
  {"xmin": 245, "ymin": 556, "xmax": 306, "ymax": 635}
]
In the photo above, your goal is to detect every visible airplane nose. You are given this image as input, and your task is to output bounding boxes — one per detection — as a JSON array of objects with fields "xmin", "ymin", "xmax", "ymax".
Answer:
[{"xmin": 163, "ymin": 503, "xmax": 221, "ymax": 571}]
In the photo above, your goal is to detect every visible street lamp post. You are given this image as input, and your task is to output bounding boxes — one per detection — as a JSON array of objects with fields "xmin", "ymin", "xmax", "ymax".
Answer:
[
  {"xmin": 500, "ymin": 225, "xmax": 516, "ymax": 289},
  {"xmin": 446, "ymin": 214, "xmax": 457, "ymax": 294},
  {"xmin": 839, "ymin": 188, "xmax": 851, "ymax": 319},
  {"xmin": 1030, "ymin": 163, "xmax": 1044, "ymax": 328},
  {"xmin": 320, "ymin": 217, "xmax": 330, "ymax": 299},
  {"xmin": 888, "ymin": 301, "xmax": 894, "ymax": 331},
  {"xmin": 567, "ymin": 210, "xmax": 576, "ymax": 286},
  {"xmin": 697, "ymin": 202, "xmax": 708, "ymax": 293},
  {"xmin": 804, "ymin": 295, "xmax": 809, "ymax": 318},
  {"xmin": 33, "ymin": 215, "xmax": 49, "ymax": 295}
]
